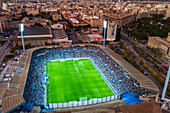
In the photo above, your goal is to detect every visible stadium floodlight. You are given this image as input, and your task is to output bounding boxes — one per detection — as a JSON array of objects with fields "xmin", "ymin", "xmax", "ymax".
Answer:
[
  {"xmin": 19, "ymin": 23, "xmax": 25, "ymax": 51},
  {"xmin": 162, "ymin": 64, "xmax": 170, "ymax": 100},
  {"xmin": 19, "ymin": 23, "xmax": 24, "ymax": 32},
  {"xmin": 103, "ymin": 21, "xmax": 107, "ymax": 29},
  {"xmin": 103, "ymin": 21, "xmax": 107, "ymax": 46}
]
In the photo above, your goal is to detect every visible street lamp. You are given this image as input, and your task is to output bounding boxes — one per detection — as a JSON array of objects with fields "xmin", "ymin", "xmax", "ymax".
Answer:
[
  {"xmin": 19, "ymin": 23, "xmax": 25, "ymax": 51},
  {"xmin": 103, "ymin": 20, "xmax": 107, "ymax": 46}
]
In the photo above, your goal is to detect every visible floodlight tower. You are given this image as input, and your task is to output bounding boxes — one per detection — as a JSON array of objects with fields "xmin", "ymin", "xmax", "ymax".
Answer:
[
  {"xmin": 161, "ymin": 63, "xmax": 170, "ymax": 100},
  {"xmin": 103, "ymin": 20, "xmax": 107, "ymax": 46},
  {"xmin": 19, "ymin": 23, "xmax": 25, "ymax": 51}
]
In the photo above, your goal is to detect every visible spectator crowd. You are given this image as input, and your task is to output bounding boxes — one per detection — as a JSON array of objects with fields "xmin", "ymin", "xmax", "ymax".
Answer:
[{"xmin": 24, "ymin": 45, "xmax": 141, "ymax": 106}]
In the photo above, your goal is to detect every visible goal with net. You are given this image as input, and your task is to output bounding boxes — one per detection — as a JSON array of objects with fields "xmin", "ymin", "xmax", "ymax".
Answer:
[{"xmin": 79, "ymin": 97, "xmax": 87, "ymax": 101}]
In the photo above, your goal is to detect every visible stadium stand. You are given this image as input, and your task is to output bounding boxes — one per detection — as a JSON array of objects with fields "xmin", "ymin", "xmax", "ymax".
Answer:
[{"xmin": 23, "ymin": 45, "xmax": 141, "ymax": 106}]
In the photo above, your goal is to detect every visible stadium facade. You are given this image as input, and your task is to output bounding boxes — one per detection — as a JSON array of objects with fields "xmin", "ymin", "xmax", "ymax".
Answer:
[{"xmin": 1, "ymin": 44, "xmax": 160, "ymax": 113}]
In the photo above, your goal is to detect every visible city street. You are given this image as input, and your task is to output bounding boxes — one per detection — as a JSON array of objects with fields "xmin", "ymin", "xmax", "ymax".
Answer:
[
  {"xmin": 121, "ymin": 31, "xmax": 168, "ymax": 78},
  {"xmin": 0, "ymin": 34, "xmax": 16, "ymax": 65},
  {"xmin": 120, "ymin": 39, "xmax": 163, "ymax": 93},
  {"xmin": 0, "ymin": 42, "xmax": 10, "ymax": 64},
  {"xmin": 121, "ymin": 31, "xmax": 168, "ymax": 66}
]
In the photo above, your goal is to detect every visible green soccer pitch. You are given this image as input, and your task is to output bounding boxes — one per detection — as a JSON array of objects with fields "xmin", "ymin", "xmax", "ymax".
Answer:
[{"xmin": 46, "ymin": 58, "xmax": 114, "ymax": 105}]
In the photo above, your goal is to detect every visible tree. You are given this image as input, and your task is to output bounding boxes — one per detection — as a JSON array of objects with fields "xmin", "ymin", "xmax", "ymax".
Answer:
[
  {"xmin": 143, "ymin": 64, "xmax": 148, "ymax": 70},
  {"xmin": 140, "ymin": 51, "xmax": 146, "ymax": 57},
  {"xmin": 109, "ymin": 44, "xmax": 113, "ymax": 48},
  {"xmin": 118, "ymin": 41, "xmax": 125, "ymax": 49},
  {"xmin": 132, "ymin": 55, "xmax": 136, "ymax": 59},
  {"xmin": 157, "ymin": 76, "xmax": 165, "ymax": 86},
  {"xmin": 0, "ymin": 41, "xmax": 5, "ymax": 46},
  {"xmin": 110, "ymin": 46, "xmax": 117, "ymax": 52},
  {"xmin": 132, "ymin": 44, "xmax": 138, "ymax": 50},
  {"xmin": 10, "ymin": 47, "xmax": 16, "ymax": 53},
  {"xmin": 151, "ymin": 47, "xmax": 162, "ymax": 56},
  {"xmin": 121, "ymin": 51, "xmax": 128, "ymax": 59},
  {"xmin": 3, "ymin": 54, "xmax": 14, "ymax": 62},
  {"xmin": 127, "ymin": 57, "xmax": 135, "ymax": 64},
  {"xmin": 138, "ymin": 68, "xmax": 144, "ymax": 73},
  {"xmin": 105, "ymin": 41, "xmax": 109, "ymax": 45},
  {"xmin": 151, "ymin": 71, "xmax": 159, "ymax": 79},
  {"xmin": 126, "ymin": 14, "xmax": 170, "ymax": 41},
  {"xmin": 139, "ymin": 60, "xmax": 144, "ymax": 66},
  {"xmin": 3, "ymin": 57, "xmax": 8, "ymax": 62},
  {"xmin": 122, "ymin": 44, "xmax": 126, "ymax": 49},
  {"xmin": 25, "ymin": 43, "xmax": 31, "ymax": 49}
]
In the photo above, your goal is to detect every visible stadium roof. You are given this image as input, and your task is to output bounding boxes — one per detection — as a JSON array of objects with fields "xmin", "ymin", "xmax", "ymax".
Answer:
[
  {"xmin": 1, "ymin": 51, "xmax": 32, "ymax": 113},
  {"xmin": 18, "ymin": 26, "xmax": 51, "ymax": 36},
  {"xmin": 1, "ymin": 44, "xmax": 159, "ymax": 113},
  {"xmin": 0, "ymin": 82, "xmax": 8, "ymax": 106}
]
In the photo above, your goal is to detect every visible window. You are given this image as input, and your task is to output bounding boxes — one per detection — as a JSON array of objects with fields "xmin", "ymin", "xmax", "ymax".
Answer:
[{"xmin": 112, "ymin": 32, "xmax": 114, "ymax": 35}]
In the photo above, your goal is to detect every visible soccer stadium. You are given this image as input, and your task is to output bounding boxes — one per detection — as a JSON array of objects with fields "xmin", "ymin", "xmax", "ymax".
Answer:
[{"xmin": 1, "ymin": 44, "xmax": 160, "ymax": 113}]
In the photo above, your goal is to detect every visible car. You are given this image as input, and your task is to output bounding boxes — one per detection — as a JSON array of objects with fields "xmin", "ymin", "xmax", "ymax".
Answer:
[
  {"xmin": 2, "ymin": 63, "xmax": 6, "ymax": 67},
  {"xmin": 15, "ymin": 57, "xmax": 20, "ymax": 61},
  {"xmin": 144, "ymin": 71, "xmax": 148, "ymax": 75},
  {"xmin": 3, "ymin": 78, "xmax": 11, "ymax": 82},
  {"xmin": 0, "ymin": 67, "xmax": 3, "ymax": 71},
  {"xmin": 163, "ymin": 66, "xmax": 168, "ymax": 71}
]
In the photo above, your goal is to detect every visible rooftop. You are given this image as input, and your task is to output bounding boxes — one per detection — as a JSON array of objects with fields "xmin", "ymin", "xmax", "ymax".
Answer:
[
  {"xmin": 19, "ymin": 26, "xmax": 51, "ymax": 36},
  {"xmin": 87, "ymin": 34, "xmax": 103, "ymax": 38},
  {"xmin": 149, "ymin": 37, "xmax": 170, "ymax": 47}
]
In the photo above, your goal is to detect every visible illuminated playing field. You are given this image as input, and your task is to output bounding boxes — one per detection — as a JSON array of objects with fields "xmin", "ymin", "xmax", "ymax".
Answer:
[{"xmin": 46, "ymin": 59, "xmax": 114, "ymax": 105}]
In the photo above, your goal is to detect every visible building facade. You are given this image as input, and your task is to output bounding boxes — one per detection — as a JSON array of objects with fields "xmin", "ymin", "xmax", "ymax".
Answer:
[
  {"xmin": 87, "ymin": 34, "xmax": 103, "ymax": 42},
  {"xmin": 147, "ymin": 37, "xmax": 170, "ymax": 57},
  {"xmin": 27, "ymin": 9, "xmax": 39, "ymax": 16},
  {"xmin": 104, "ymin": 13, "xmax": 136, "ymax": 27},
  {"xmin": 52, "ymin": 13, "xmax": 62, "ymax": 21},
  {"xmin": 167, "ymin": 32, "xmax": 170, "ymax": 42},
  {"xmin": 165, "ymin": 8, "xmax": 170, "ymax": 18},
  {"xmin": 106, "ymin": 21, "xmax": 121, "ymax": 41},
  {"xmin": 0, "ymin": 21, "xmax": 10, "ymax": 32},
  {"xmin": 89, "ymin": 19, "xmax": 103, "ymax": 28}
]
